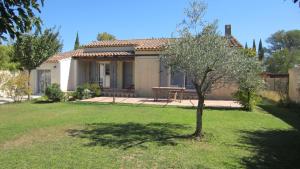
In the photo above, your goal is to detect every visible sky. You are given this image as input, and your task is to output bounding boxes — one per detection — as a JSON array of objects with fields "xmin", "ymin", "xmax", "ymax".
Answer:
[{"xmin": 39, "ymin": 0, "xmax": 300, "ymax": 52}]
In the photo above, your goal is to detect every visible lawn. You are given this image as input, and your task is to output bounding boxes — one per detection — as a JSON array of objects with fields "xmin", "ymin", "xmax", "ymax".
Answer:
[{"xmin": 0, "ymin": 102, "xmax": 299, "ymax": 169}]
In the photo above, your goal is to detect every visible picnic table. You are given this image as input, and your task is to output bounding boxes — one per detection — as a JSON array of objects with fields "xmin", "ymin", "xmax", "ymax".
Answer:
[{"xmin": 152, "ymin": 87, "xmax": 185, "ymax": 102}]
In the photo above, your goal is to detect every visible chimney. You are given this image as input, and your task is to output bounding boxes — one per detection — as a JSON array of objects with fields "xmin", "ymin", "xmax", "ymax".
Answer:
[{"xmin": 225, "ymin": 24, "xmax": 231, "ymax": 37}]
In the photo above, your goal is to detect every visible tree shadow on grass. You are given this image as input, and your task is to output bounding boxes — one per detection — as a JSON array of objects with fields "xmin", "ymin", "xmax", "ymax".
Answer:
[
  {"xmin": 238, "ymin": 129, "xmax": 300, "ymax": 169},
  {"xmin": 236, "ymin": 104, "xmax": 300, "ymax": 168},
  {"xmin": 67, "ymin": 122, "xmax": 192, "ymax": 149},
  {"xmin": 258, "ymin": 104, "xmax": 300, "ymax": 130}
]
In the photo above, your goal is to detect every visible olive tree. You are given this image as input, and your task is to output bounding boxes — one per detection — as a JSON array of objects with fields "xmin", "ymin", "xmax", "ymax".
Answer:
[{"xmin": 161, "ymin": 1, "xmax": 252, "ymax": 139}]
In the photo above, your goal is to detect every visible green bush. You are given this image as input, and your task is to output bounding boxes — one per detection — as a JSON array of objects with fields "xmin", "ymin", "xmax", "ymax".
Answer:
[
  {"xmin": 234, "ymin": 88, "xmax": 261, "ymax": 111},
  {"xmin": 45, "ymin": 83, "xmax": 63, "ymax": 102},
  {"xmin": 82, "ymin": 88, "xmax": 92, "ymax": 99},
  {"xmin": 75, "ymin": 86, "xmax": 84, "ymax": 100},
  {"xmin": 89, "ymin": 83, "xmax": 101, "ymax": 97},
  {"xmin": 75, "ymin": 83, "xmax": 101, "ymax": 100},
  {"xmin": 65, "ymin": 92, "xmax": 76, "ymax": 101}
]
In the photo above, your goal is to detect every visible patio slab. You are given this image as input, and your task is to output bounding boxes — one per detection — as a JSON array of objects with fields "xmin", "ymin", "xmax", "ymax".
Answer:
[{"xmin": 82, "ymin": 97, "xmax": 241, "ymax": 108}]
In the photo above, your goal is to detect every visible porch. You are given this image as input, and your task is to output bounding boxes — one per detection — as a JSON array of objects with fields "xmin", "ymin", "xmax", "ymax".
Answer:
[{"xmin": 75, "ymin": 57, "xmax": 135, "ymax": 96}]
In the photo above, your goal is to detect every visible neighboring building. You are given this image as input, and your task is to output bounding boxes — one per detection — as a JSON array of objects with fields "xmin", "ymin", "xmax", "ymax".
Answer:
[
  {"xmin": 289, "ymin": 66, "xmax": 300, "ymax": 103},
  {"xmin": 30, "ymin": 25, "xmax": 242, "ymax": 99}
]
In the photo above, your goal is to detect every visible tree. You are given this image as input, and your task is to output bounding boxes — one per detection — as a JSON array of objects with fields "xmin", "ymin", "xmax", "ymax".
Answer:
[
  {"xmin": 0, "ymin": 45, "xmax": 18, "ymax": 70},
  {"xmin": 293, "ymin": 0, "xmax": 300, "ymax": 7},
  {"xmin": 245, "ymin": 42, "xmax": 248, "ymax": 49},
  {"xmin": 265, "ymin": 30, "xmax": 300, "ymax": 73},
  {"xmin": 242, "ymin": 48, "xmax": 257, "ymax": 58},
  {"xmin": 265, "ymin": 49, "xmax": 300, "ymax": 73},
  {"xmin": 0, "ymin": 0, "xmax": 44, "ymax": 40},
  {"xmin": 252, "ymin": 39, "xmax": 256, "ymax": 52},
  {"xmin": 258, "ymin": 39, "xmax": 264, "ymax": 61},
  {"xmin": 234, "ymin": 49, "xmax": 263, "ymax": 111},
  {"xmin": 74, "ymin": 32, "xmax": 80, "ymax": 50},
  {"xmin": 266, "ymin": 30, "xmax": 300, "ymax": 52},
  {"xmin": 161, "ymin": 1, "xmax": 252, "ymax": 140},
  {"xmin": 97, "ymin": 32, "xmax": 116, "ymax": 41},
  {"xmin": 13, "ymin": 28, "xmax": 63, "ymax": 99}
]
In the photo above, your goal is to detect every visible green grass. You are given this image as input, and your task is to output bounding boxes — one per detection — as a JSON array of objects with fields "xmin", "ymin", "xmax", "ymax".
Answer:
[{"xmin": 0, "ymin": 101, "xmax": 299, "ymax": 169}]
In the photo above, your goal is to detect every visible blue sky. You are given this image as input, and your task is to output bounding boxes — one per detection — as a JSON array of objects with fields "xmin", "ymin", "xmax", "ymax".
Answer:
[{"xmin": 39, "ymin": 0, "xmax": 300, "ymax": 51}]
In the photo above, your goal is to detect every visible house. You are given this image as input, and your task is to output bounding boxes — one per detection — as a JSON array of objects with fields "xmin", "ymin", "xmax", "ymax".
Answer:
[{"xmin": 30, "ymin": 25, "xmax": 242, "ymax": 99}]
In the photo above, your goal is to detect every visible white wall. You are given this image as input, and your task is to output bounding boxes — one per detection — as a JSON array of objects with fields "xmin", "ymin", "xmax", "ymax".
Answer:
[{"xmin": 60, "ymin": 58, "xmax": 71, "ymax": 91}]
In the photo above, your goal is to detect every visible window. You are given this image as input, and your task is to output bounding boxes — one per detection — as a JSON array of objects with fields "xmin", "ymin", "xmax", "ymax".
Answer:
[{"xmin": 105, "ymin": 64, "xmax": 110, "ymax": 75}]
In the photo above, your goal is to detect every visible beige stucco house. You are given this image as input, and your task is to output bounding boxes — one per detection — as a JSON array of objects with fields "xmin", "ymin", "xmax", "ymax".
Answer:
[{"xmin": 30, "ymin": 26, "xmax": 242, "ymax": 99}]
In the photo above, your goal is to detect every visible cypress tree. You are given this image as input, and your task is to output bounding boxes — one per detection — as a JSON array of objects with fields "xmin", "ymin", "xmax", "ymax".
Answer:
[
  {"xmin": 258, "ymin": 39, "xmax": 264, "ymax": 61},
  {"xmin": 252, "ymin": 39, "xmax": 256, "ymax": 52},
  {"xmin": 245, "ymin": 42, "xmax": 248, "ymax": 49},
  {"xmin": 74, "ymin": 32, "xmax": 80, "ymax": 50}
]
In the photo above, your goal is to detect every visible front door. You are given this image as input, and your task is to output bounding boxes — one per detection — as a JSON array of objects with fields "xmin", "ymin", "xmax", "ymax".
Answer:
[
  {"xmin": 37, "ymin": 70, "xmax": 51, "ymax": 94},
  {"xmin": 98, "ymin": 63, "xmax": 110, "ymax": 88}
]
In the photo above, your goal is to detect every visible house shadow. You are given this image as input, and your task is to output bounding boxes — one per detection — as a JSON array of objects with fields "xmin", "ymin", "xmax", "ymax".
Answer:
[{"xmin": 67, "ymin": 122, "xmax": 191, "ymax": 150}]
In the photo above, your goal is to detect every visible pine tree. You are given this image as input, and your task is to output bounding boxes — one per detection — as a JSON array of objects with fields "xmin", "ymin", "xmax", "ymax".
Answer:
[
  {"xmin": 74, "ymin": 32, "xmax": 80, "ymax": 50},
  {"xmin": 252, "ymin": 39, "xmax": 256, "ymax": 51},
  {"xmin": 245, "ymin": 42, "xmax": 248, "ymax": 49},
  {"xmin": 258, "ymin": 39, "xmax": 264, "ymax": 61}
]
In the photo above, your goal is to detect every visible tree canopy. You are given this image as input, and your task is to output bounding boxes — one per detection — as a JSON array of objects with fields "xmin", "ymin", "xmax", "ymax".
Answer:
[
  {"xmin": 97, "ymin": 32, "xmax": 116, "ymax": 41},
  {"xmin": 265, "ymin": 30, "xmax": 300, "ymax": 73},
  {"xmin": 293, "ymin": 0, "xmax": 300, "ymax": 7},
  {"xmin": 0, "ymin": 0, "xmax": 44, "ymax": 41},
  {"xmin": 14, "ymin": 28, "xmax": 62, "ymax": 72},
  {"xmin": 161, "ymin": 0, "xmax": 260, "ymax": 139},
  {"xmin": 0, "ymin": 45, "xmax": 18, "ymax": 70}
]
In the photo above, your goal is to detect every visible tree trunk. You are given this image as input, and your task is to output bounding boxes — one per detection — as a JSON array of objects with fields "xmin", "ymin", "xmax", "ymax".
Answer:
[
  {"xmin": 194, "ymin": 94, "xmax": 205, "ymax": 140},
  {"xmin": 27, "ymin": 70, "xmax": 31, "ymax": 100}
]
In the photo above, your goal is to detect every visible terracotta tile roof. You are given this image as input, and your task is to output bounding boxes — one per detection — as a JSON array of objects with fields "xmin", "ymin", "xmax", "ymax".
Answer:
[
  {"xmin": 84, "ymin": 37, "xmax": 241, "ymax": 50},
  {"xmin": 228, "ymin": 36, "xmax": 243, "ymax": 47},
  {"xmin": 45, "ymin": 50, "xmax": 82, "ymax": 63},
  {"xmin": 45, "ymin": 37, "xmax": 242, "ymax": 63},
  {"xmin": 73, "ymin": 51, "xmax": 134, "ymax": 58},
  {"xmin": 84, "ymin": 38, "xmax": 171, "ymax": 51}
]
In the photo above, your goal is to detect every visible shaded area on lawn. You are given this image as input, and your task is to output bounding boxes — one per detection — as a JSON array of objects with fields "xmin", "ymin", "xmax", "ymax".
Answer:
[
  {"xmin": 238, "ymin": 129, "xmax": 300, "ymax": 169},
  {"xmin": 238, "ymin": 104, "xmax": 300, "ymax": 169},
  {"xmin": 259, "ymin": 104, "xmax": 300, "ymax": 130},
  {"xmin": 67, "ymin": 122, "xmax": 192, "ymax": 149}
]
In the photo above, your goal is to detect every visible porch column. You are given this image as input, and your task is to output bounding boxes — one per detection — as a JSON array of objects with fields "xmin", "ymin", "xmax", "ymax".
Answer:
[{"xmin": 110, "ymin": 60, "xmax": 118, "ymax": 89}]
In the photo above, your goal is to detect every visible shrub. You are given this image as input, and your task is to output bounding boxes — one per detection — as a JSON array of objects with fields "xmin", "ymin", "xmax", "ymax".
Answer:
[
  {"xmin": 234, "ymin": 88, "xmax": 261, "ymax": 111},
  {"xmin": 74, "ymin": 83, "xmax": 100, "ymax": 100},
  {"xmin": 45, "ymin": 83, "xmax": 63, "ymax": 102},
  {"xmin": 1, "ymin": 71, "xmax": 31, "ymax": 102},
  {"xmin": 65, "ymin": 91, "xmax": 76, "ymax": 101},
  {"xmin": 89, "ymin": 83, "xmax": 101, "ymax": 97},
  {"xmin": 82, "ymin": 88, "xmax": 92, "ymax": 99},
  {"xmin": 75, "ymin": 86, "xmax": 84, "ymax": 100}
]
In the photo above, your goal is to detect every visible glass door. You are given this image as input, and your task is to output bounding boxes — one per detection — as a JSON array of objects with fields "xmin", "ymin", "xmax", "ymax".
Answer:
[{"xmin": 37, "ymin": 70, "xmax": 51, "ymax": 94}]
